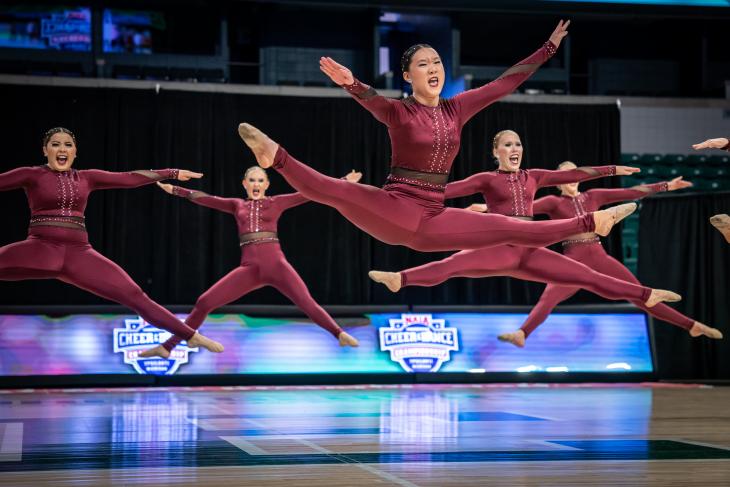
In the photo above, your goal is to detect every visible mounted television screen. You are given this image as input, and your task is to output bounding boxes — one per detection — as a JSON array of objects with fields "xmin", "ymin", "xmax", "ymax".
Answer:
[
  {"xmin": 102, "ymin": 9, "xmax": 165, "ymax": 54},
  {"xmin": 0, "ymin": 5, "xmax": 91, "ymax": 51}
]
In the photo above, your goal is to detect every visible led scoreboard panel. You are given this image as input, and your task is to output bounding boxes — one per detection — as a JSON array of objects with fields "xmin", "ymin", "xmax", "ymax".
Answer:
[{"xmin": 0, "ymin": 311, "xmax": 653, "ymax": 376}]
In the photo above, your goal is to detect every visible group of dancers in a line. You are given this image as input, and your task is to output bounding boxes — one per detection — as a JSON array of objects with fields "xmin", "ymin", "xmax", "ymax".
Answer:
[{"xmin": 0, "ymin": 20, "xmax": 725, "ymax": 360}]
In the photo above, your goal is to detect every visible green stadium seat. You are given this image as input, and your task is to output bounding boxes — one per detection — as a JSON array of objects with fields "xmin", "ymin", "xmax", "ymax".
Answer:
[
  {"xmin": 621, "ymin": 175, "xmax": 645, "ymax": 187},
  {"xmin": 638, "ymin": 154, "xmax": 666, "ymax": 177},
  {"xmin": 623, "ymin": 214, "xmax": 640, "ymax": 227},
  {"xmin": 663, "ymin": 154, "xmax": 687, "ymax": 164},
  {"xmin": 622, "ymin": 242, "xmax": 639, "ymax": 260},
  {"xmin": 708, "ymin": 154, "xmax": 730, "ymax": 166},
  {"xmin": 639, "ymin": 154, "xmax": 664, "ymax": 164},
  {"xmin": 685, "ymin": 154, "xmax": 709, "ymax": 166},
  {"xmin": 683, "ymin": 165, "xmax": 705, "ymax": 178},
  {"xmin": 621, "ymin": 153, "xmax": 641, "ymax": 165},
  {"xmin": 623, "ymin": 257, "xmax": 638, "ymax": 275},
  {"xmin": 708, "ymin": 166, "xmax": 729, "ymax": 178},
  {"xmin": 708, "ymin": 180, "xmax": 724, "ymax": 191},
  {"xmin": 657, "ymin": 165, "xmax": 681, "ymax": 179},
  {"xmin": 693, "ymin": 178, "xmax": 721, "ymax": 191}
]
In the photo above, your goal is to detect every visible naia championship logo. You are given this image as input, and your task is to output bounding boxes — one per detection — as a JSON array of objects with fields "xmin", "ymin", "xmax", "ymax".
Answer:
[
  {"xmin": 379, "ymin": 314, "xmax": 459, "ymax": 373},
  {"xmin": 113, "ymin": 316, "xmax": 199, "ymax": 375}
]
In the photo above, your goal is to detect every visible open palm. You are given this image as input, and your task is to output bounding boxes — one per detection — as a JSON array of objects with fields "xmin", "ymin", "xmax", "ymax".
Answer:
[{"xmin": 319, "ymin": 57, "xmax": 354, "ymax": 85}]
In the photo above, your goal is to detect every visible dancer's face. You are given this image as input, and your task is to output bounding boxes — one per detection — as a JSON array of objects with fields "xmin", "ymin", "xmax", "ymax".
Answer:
[
  {"xmin": 242, "ymin": 168, "xmax": 269, "ymax": 199},
  {"xmin": 403, "ymin": 47, "xmax": 444, "ymax": 100},
  {"xmin": 43, "ymin": 132, "xmax": 77, "ymax": 172},
  {"xmin": 558, "ymin": 162, "xmax": 580, "ymax": 195},
  {"xmin": 493, "ymin": 132, "xmax": 523, "ymax": 172}
]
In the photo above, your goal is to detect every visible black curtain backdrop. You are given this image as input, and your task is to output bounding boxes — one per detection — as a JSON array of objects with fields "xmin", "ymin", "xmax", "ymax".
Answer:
[
  {"xmin": 638, "ymin": 191, "xmax": 730, "ymax": 380},
  {"xmin": 0, "ymin": 83, "xmax": 621, "ymax": 306}
]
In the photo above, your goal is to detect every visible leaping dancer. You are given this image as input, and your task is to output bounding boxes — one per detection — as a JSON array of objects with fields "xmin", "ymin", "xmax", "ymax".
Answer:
[
  {"xmin": 140, "ymin": 166, "xmax": 361, "ymax": 358},
  {"xmin": 237, "ymin": 21, "xmax": 638, "ymax": 255},
  {"xmin": 0, "ymin": 128, "xmax": 223, "ymax": 354}
]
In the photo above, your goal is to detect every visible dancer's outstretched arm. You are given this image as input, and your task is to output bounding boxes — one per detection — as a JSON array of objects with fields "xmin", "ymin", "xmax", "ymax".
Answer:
[
  {"xmin": 531, "ymin": 165, "xmax": 639, "ymax": 188},
  {"xmin": 444, "ymin": 172, "xmax": 491, "ymax": 199},
  {"xmin": 454, "ymin": 20, "xmax": 569, "ymax": 124},
  {"xmin": 692, "ymin": 137, "xmax": 729, "ymax": 151},
  {"xmin": 320, "ymin": 57, "xmax": 410, "ymax": 127},
  {"xmin": 0, "ymin": 166, "xmax": 35, "ymax": 191},
  {"xmin": 85, "ymin": 168, "xmax": 202, "ymax": 190},
  {"xmin": 532, "ymin": 195, "xmax": 561, "ymax": 217},
  {"xmin": 588, "ymin": 177, "xmax": 691, "ymax": 206},
  {"xmin": 158, "ymin": 183, "xmax": 238, "ymax": 214}
]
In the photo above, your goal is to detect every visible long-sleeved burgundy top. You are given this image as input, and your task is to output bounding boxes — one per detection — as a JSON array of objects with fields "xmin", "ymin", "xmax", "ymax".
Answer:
[
  {"xmin": 343, "ymin": 41, "xmax": 557, "ymax": 178},
  {"xmin": 444, "ymin": 166, "xmax": 616, "ymax": 217},
  {"xmin": 171, "ymin": 186, "xmax": 308, "ymax": 237},
  {"xmin": 1, "ymin": 165, "xmax": 179, "ymax": 228},
  {"xmin": 533, "ymin": 182, "xmax": 669, "ymax": 220}
]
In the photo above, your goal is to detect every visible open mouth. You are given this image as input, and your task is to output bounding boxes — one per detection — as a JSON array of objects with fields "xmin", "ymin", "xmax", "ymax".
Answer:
[
  {"xmin": 252, "ymin": 188, "xmax": 261, "ymax": 197},
  {"xmin": 509, "ymin": 154, "xmax": 520, "ymax": 165},
  {"xmin": 428, "ymin": 76, "xmax": 439, "ymax": 88},
  {"xmin": 56, "ymin": 155, "xmax": 68, "ymax": 166}
]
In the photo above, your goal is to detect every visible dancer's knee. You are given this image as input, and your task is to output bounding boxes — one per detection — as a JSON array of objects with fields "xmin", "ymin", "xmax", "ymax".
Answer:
[{"xmin": 194, "ymin": 291, "xmax": 218, "ymax": 313}]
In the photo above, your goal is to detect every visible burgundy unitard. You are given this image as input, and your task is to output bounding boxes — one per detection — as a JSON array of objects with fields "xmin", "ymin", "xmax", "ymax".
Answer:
[
  {"xmin": 518, "ymin": 182, "xmax": 694, "ymax": 338},
  {"xmin": 0, "ymin": 165, "xmax": 197, "ymax": 339},
  {"xmin": 270, "ymin": 41, "xmax": 601, "ymax": 252},
  {"xmin": 160, "ymin": 187, "xmax": 343, "ymax": 352},
  {"xmin": 397, "ymin": 168, "xmax": 654, "ymax": 305}
]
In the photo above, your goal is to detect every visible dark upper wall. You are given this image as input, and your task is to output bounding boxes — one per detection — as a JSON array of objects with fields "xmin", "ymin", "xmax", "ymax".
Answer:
[{"xmin": 1, "ymin": 0, "xmax": 729, "ymax": 96}]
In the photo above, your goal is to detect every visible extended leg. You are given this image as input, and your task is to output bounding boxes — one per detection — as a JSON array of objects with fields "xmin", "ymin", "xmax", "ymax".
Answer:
[
  {"xmin": 151, "ymin": 265, "xmax": 263, "ymax": 356},
  {"xmin": 268, "ymin": 260, "xmax": 357, "ymax": 346},
  {"xmin": 61, "ymin": 246, "xmax": 223, "ymax": 352}
]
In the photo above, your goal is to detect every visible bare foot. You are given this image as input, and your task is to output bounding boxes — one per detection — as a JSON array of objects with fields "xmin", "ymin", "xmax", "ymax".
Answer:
[
  {"xmin": 238, "ymin": 123, "xmax": 279, "ymax": 168},
  {"xmin": 645, "ymin": 289, "xmax": 682, "ymax": 308},
  {"xmin": 187, "ymin": 332, "xmax": 225, "ymax": 353},
  {"xmin": 710, "ymin": 214, "xmax": 730, "ymax": 243},
  {"xmin": 593, "ymin": 203, "xmax": 637, "ymax": 237},
  {"xmin": 338, "ymin": 331, "xmax": 359, "ymax": 347},
  {"xmin": 498, "ymin": 330, "xmax": 525, "ymax": 348},
  {"xmin": 689, "ymin": 322, "xmax": 723, "ymax": 339},
  {"xmin": 368, "ymin": 270, "xmax": 402, "ymax": 292},
  {"xmin": 138, "ymin": 345, "xmax": 170, "ymax": 359}
]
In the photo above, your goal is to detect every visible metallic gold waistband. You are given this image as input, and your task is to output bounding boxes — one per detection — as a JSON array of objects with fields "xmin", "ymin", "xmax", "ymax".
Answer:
[
  {"xmin": 390, "ymin": 167, "xmax": 449, "ymax": 185},
  {"xmin": 30, "ymin": 215, "xmax": 86, "ymax": 231},
  {"xmin": 239, "ymin": 231, "xmax": 278, "ymax": 246}
]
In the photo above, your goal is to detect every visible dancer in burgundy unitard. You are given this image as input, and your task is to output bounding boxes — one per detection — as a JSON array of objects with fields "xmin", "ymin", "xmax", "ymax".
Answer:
[
  {"xmin": 237, "ymin": 21, "xmax": 637, "ymax": 253},
  {"xmin": 0, "ymin": 127, "xmax": 223, "ymax": 353},
  {"xmin": 498, "ymin": 161, "xmax": 722, "ymax": 347},
  {"xmin": 140, "ymin": 167, "xmax": 361, "ymax": 359},
  {"xmin": 693, "ymin": 136, "xmax": 730, "ymax": 242},
  {"xmin": 369, "ymin": 130, "xmax": 682, "ymax": 319}
]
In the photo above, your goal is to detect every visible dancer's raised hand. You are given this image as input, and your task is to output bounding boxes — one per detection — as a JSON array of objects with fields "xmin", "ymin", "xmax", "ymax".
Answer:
[
  {"xmin": 157, "ymin": 182, "xmax": 174, "ymax": 194},
  {"xmin": 548, "ymin": 19, "xmax": 570, "ymax": 49},
  {"xmin": 616, "ymin": 166, "xmax": 640, "ymax": 176},
  {"xmin": 692, "ymin": 137, "xmax": 729, "ymax": 150},
  {"xmin": 178, "ymin": 170, "xmax": 203, "ymax": 181},
  {"xmin": 667, "ymin": 176, "xmax": 693, "ymax": 191},
  {"xmin": 466, "ymin": 203, "xmax": 488, "ymax": 213},
  {"xmin": 319, "ymin": 57, "xmax": 354, "ymax": 86},
  {"xmin": 344, "ymin": 170, "xmax": 362, "ymax": 183}
]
